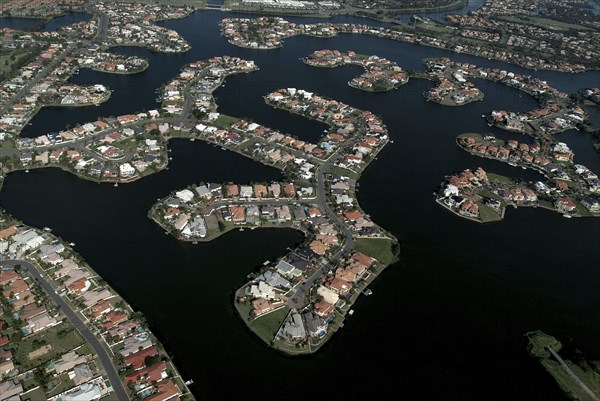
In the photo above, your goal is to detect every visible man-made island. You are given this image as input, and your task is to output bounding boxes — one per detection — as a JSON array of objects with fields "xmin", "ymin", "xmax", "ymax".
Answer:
[
  {"xmin": 147, "ymin": 62, "xmax": 399, "ymax": 353},
  {"xmin": 303, "ymin": 49, "xmax": 408, "ymax": 92}
]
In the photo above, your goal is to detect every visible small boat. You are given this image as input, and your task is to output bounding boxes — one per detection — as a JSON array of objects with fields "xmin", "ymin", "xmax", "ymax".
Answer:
[
  {"xmin": 69, "ymin": 242, "xmax": 76, "ymax": 247},
  {"xmin": 563, "ymin": 214, "xmax": 572, "ymax": 219},
  {"xmin": 25, "ymin": 169, "xmax": 29, "ymax": 173},
  {"xmin": 185, "ymin": 379, "xmax": 194, "ymax": 386},
  {"xmin": 114, "ymin": 183, "xmax": 118, "ymax": 187},
  {"xmin": 362, "ymin": 289, "xmax": 372, "ymax": 296},
  {"xmin": 43, "ymin": 227, "xmax": 52, "ymax": 232},
  {"xmin": 348, "ymin": 309, "xmax": 354, "ymax": 316}
]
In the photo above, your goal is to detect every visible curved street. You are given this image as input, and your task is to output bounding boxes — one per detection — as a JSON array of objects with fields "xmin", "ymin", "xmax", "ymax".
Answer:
[{"xmin": 0, "ymin": 259, "xmax": 130, "ymax": 401}]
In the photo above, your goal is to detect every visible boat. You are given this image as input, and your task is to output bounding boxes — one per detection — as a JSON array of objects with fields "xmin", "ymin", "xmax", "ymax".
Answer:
[
  {"xmin": 43, "ymin": 227, "xmax": 52, "ymax": 232},
  {"xmin": 563, "ymin": 214, "xmax": 572, "ymax": 219},
  {"xmin": 185, "ymin": 379, "xmax": 194, "ymax": 386},
  {"xmin": 69, "ymin": 242, "xmax": 76, "ymax": 247},
  {"xmin": 348, "ymin": 309, "xmax": 354, "ymax": 316},
  {"xmin": 362, "ymin": 289, "xmax": 372, "ymax": 296}
]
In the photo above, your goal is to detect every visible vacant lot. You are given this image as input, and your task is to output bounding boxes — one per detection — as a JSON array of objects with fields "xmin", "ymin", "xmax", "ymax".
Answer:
[{"xmin": 354, "ymin": 237, "xmax": 395, "ymax": 265}]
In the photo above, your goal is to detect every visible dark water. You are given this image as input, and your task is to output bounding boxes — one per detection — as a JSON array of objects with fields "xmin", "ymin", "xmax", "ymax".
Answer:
[
  {"xmin": 2, "ymin": 10, "xmax": 600, "ymax": 401},
  {"xmin": 0, "ymin": 12, "xmax": 90, "ymax": 32}
]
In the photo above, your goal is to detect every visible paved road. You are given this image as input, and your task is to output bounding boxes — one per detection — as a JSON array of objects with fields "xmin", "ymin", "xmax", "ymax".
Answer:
[
  {"xmin": 547, "ymin": 346, "xmax": 600, "ymax": 401},
  {"xmin": 0, "ymin": 42, "xmax": 78, "ymax": 115},
  {"xmin": 0, "ymin": 259, "xmax": 130, "ymax": 401}
]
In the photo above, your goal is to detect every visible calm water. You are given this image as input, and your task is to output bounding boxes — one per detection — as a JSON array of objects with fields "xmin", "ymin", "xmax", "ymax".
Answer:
[
  {"xmin": 2, "ymin": 10, "xmax": 600, "ymax": 401},
  {"xmin": 0, "ymin": 12, "xmax": 90, "ymax": 32}
]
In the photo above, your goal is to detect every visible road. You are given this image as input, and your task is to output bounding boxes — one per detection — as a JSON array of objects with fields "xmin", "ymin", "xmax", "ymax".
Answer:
[
  {"xmin": 0, "ymin": 259, "xmax": 130, "ymax": 401},
  {"xmin": 0, "ymin": 42, "xmax": 78, "ymax": 115},
  {"xmin": 547, "ymin": 346, "xmax": 600, "ymax": 401}
]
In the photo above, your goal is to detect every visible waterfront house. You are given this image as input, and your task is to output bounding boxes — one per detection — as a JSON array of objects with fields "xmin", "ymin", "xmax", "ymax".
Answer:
[
  {"xmin": 283, "ymin": 313, "xmax": 306, "ymax": 341},
  {"xmin": 303, "ymin": 311, "xmax": 328, "ymax": 338},
  {"xmin": 275, "ymin": 260, "xmax": 303, "ymax": 278},
  {"xmin": 125, "ymin": 346, "xmax": 158, "ymax": 371}
]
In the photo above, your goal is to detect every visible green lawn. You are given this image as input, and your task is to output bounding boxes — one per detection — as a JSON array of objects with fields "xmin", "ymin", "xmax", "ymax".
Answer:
[
  {"xmin": 487, "ymin": 173, "xmax": 514, "ymax": 185},
  {"xmin": 354, "ymin": 237, "xmax": 396, "ymax": 265},
  {"xmin": 212, "ymin": 114, "xmax": 240, "ymax": 128},
  {"xmin": 112, "ymin": 0, "xmax": 206, "ymax": 6},
  {"xmin": 248, "ymin": 307, "xmax": 290, "ymax": 345},
  {"xmin": 46, "ymin": 373, "xmax": 76, "ymax": 398},
  {"xmin": 476, "ymin": 202, "xmax": 503, "ymax": 223},
  {"xmin": 0, "ymin": 48, "xmax": 35, "ymax": 81},
  {"xmin": 328, "ymin": 165, "xmax": 359, "ymax": 180},
  {"xmin": 14, "ymin": 325, "xmax": 86, "ymax": 371},
  {"xmin": 20, "ymin": 386, "xmax": 46, "ymax": 401},
  {"xmin": 540, "ymin": 359, "xmax": 600, "ymax": 400},
  {"xmin": 497, "ymin": 15, "xmax": 591, "ymax": 31}
]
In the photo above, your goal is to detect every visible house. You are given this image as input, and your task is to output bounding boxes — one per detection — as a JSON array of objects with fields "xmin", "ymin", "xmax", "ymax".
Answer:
[
  {"xmin": 67, "ymin": 277, "xmax": 91, "ymax": 295},
  {"xmin": 282, "ymin": 313, "xmax": 306, "ymax": 341},
  {"xmin": 314, "ymin": 299, "xmax": 334, "ymax": 317},
  {"xmin": 275, "ymin": 260, "xmax": 303, "ymax": 278},
  {"xmin": 0, "ymin": 381, "xmax": 23, "ymax": 401},
  {"xmin": 226, "ymin": 184, "xmax": 239, "ymax": 197},
  {"xmin": 26, "ymin": 311, "xmax": 59, "ymax": 334},
  {"xmin": 63, "ymin": 383, "xmax": 101, "ymax": 401},
  {"xmin": 352, "ymin": 252, "xmax": 374, "ymax": 268},
  {"xmin": 175, "ymin": 189, "xmax": 194, "ymax": 203},
  {"xmin": 555, "ymin": 198, "xmax": 576, "ymax": 213},
  {"xmin": 252, "ymin": 298, "xmax": 282, "ymax": 316},
  {"xmin": 173, "ymin": 214, "xmax": 190, "ymax": 231},
  {"xmin": 240, "ymin": 185, "xmax": 253, "ymax": 198},
  {"xmin": 143, "ymin": 379, "xmax": 182, "ymax": 401},
  {"xmin": 326, "ymin": 277, "xmax": 352, "ymax": 296},
  {"xmin": 230, "ymin": 206, "xmax": 246, "ymax": 223},
  {"xmin": 90, "ymin": 299, "xmax": 112, "ymax": 319},
  {"xmin": 71, "ymin": 363, "xmax": 94, "ymax": 385},
  {"xmin": 125, "ymin": 346, "xmax": 158, "ymax": 371},
  {"xmin": 248, "ymin": 281, "xmax": 276, "ymax": 300},
  {"xmin": 335, "ymin": 268, "xmax": 357, "ymax": 283},
  {"xmin": 101, "ymin": 310, "xmax": 128, "ymax": 331},
  {"xmin": 125, "ymin": 361, "xmax": 168, "ymax": 385},
  {"xmin": 52, "ymin": 351, "xmax": 87, "ymax": 374},
  {"xmin": 195, "ymin": 185, "xmax": 212, "ymax": 199},
  {"xmin": 303, "ymin": 311, "xmax": 328, "ymax": 337},
  {"xmin": 256, "ymin": 271, "xmax": 291, "ymax": 289},
  {"xmin": 253, "ymin": 184, "xmax": 268, "ymax": 198}
]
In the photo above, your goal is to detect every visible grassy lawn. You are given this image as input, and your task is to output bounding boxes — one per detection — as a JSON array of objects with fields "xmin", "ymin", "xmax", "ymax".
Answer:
[
  {"xmin": 497, "ymin": 15, "xmax": 591, "ymax": 31},
  {"xmin": 212, "ymin": 114, "xmax": 240, "ymax": 128},
  {"xmin": 112, "ymin": 0, "xmax": 206, "ymax": 6},
  {"xmin": 540, "ymin": 359, "xmax": 600, "ymax": 400},
  {"xmin": 234, "ymin": 299, "xmax": 253, "ymax": 322},
  {"xmin": 14, "ymin": 325, "xmax": 86, "ymax": 371},
  {"xmin": 47, "ymin": 373, "xmax": 76, "ymax": 398},
  {"xmin": 487, "ymin": 173, "xmax": 514, "ymax": 185},
  {"xmin": 328, "ymin": 165, "xmax": 359, "ymax": 180},
  {"xmin": 0, "ymin": 48, "xmax": 35, "ymax": 81},
  {"xmin": 20, "ymin": 386, "xmax": 46, "ymax": 401},
  {"xmin": 354, "ymin": 237, "xmax": 395, "ymax": 265},
  {"xmin": 476, "ymin": 202, "xmax": 503, "ymax": 223},
  {"xmin": 248, "ymin": 307, "xmax": 290, "ymax": 345},
  {"xmin": 573, "ymin": 199, "xmax": 593, "ymax": 217}
]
